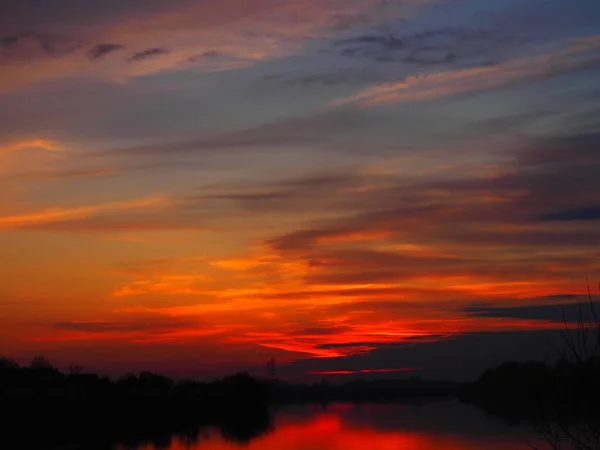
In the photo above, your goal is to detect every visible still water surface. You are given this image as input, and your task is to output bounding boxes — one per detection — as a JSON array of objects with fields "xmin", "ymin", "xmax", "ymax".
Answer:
[{"xmin": 121, "ymin": 400, "xmax": 545, "ymax": 450}]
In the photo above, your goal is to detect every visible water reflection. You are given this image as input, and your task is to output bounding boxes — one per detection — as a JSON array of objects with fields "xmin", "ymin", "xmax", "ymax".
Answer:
[{"xmin": 120, "ymin": 400, "xmax": 541, "ymax": 450}]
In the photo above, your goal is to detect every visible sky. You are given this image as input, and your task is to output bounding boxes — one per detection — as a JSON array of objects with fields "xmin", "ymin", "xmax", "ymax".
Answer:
[{"xmin": 1, "ymin": 0, "xmax": 599, "ymax": 381}]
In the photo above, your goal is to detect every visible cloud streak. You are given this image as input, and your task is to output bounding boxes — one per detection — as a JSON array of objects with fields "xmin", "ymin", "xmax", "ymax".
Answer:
[
  {"xmin": 40, "ymin": 316, "xmax": 228, "ymax": 343},
  {"xmin": 88, "ymin": 43, "xmax": 124, "ymax": 60},
  {"xmin": 0, "ymin": 195, "xmax": 168, "ymax": 229},
  {"xmin": 331, "ymin": 35, "xmax": 600, "ymax": 106},
  {"xmin": 127, "ymin": 48, "xmax": 170, "ymax": 62},
  {"xmin": 0, "ymin": 138, "xmax": 62, "ymax": 156}
]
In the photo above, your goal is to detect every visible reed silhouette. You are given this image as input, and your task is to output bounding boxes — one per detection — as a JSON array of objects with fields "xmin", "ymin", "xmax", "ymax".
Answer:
[{"xmin": 460, "ymin": 279, "xmax": 600, "ymax": 449}]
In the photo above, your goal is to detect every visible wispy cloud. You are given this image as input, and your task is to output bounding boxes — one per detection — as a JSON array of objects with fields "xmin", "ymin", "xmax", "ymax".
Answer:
[
  {"xmin": 540, "ymin": 205, "xmax": 600, "ymax": 221},
  {"xmin": 37, "ymin": 315, "xmax": 228, "ymax": 343},
  {"xmin": 464, "ymin": 300, "xmax": 600, "ymax": 323},
  {"xmin": 331, "ymin": 35, "xmax": 600, "ymax": 106},
  {"xmin": 0, "ymin": 31, "xmax": 80, "ymax": 60},
  {"xmin": 112, "ymin": 274, "xmax": 210, "ymax": 297},
  {"xmin": 127, "ymin": 48, "xmax": 170, "ymax": 62},
  {"xmin": 0, "ymin": 195, "xmax": 168, "ymax": 229},
  {"xmin": 331, "ymin": 27, "xmax": 523, "ymax": 67},
  {"xmin": 87, "ymin": 43, "xmax": 124, "ymax": 60},
  {"xmin": 0, "ymin": 0, "xmax": 432, "ymax": 91},
  {"xmin": 0, "ymin": 138, "xmax": 62, "ymax": 156}
]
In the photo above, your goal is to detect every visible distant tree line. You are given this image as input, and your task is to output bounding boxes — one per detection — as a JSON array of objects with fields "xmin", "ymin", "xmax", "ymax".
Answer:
[
  {"xmin": 0, "ymin": 357, "xmax": 273, "ymax": 448},
  {"xmin": 461, "ymin": 279, "xmax": 600, "ymax": 450},
  {"xmin": 0, "ymin": 355, "xmax": 458, "ymax": 449}
]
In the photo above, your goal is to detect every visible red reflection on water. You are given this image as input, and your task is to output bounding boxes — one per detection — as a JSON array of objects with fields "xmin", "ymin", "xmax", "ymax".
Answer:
[{"xmin": 155, "ymin": 408, "xmax": 517, "ymax": 450}]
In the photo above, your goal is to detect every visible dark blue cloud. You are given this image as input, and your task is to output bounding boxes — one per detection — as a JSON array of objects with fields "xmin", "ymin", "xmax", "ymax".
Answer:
[
  {"xmin": 464, "ymin": 300, "xmax": 600, "ymax": 323},
  {"xmin": 316, "ymin": 335, "xmax": 450, "ymax": 349},
  {"xmin": 540, "ymin": 205, "xmax": 600, "ymax": 221},
  {"xmin": 0, "ymin": 31, "xmax": 80, "ymax": 59},
  {"xmin": 128, "ymin": 48, "xmax": 170, "ymax": 62},
  {"xmin": 332, "ymin": 27, "xmax": 521, "ymax": 68},
  {"xmin": 88, "ymin": 43, "xmax": 124, "ymax": 60}
]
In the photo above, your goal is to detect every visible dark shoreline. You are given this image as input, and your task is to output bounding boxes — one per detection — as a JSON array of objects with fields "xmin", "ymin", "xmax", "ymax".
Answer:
[
  {"xmin": 0, "ymin": 360, "xmax": 460, "ymax": 449},
  {"xmin": 2, "ymin": 356, "xmax": 599, "ymax": 449},
  {"xmin": 1, "ymin": 367, "xmax": 272, "ymax": 449}
]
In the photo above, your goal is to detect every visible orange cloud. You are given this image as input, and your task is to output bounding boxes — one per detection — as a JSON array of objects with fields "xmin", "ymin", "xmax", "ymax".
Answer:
[
  {"xmin": 0, "ymin": 138, "xmax": 62, "ymax": 155},
  {"xmin": 0, "ymin": 195, "xmax": 168, "ymax": 229},
  {"xmin": 112, "ymin": 274, "xmax": 210, "ymax": 297}
]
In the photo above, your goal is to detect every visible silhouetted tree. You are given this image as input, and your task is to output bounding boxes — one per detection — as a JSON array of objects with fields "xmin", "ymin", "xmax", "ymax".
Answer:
[
  {"xmin": 0, "ymin": 357, "xmax": 19, "ymax": 370},
  {"xmin": 531, "ymin": 277, "xmax": 600, "ymax": 450},
  {"xmin": 459, "ymin": 278, "xmax": 600, "ymax": 450},
  {"xmin": 29, "ymin": 355, "xmax": 53, "ymax": 370},
  {"xmin": 0, "ymin": 363, "xmax": 274, "ymax": 448},
  {"xmin": 67, "ymin": 363, "xmax": 84, "ymax": 375}
]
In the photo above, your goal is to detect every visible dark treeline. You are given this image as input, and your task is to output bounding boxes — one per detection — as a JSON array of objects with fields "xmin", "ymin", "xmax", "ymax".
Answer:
[
  {"xmin": 459, "ymin": 301, "xmax": 600, "ymax": 450},
  {"xmin": 3, "ymin": 353, "xmax": 600, "ymax": 450},
  {"xmin": 273, "ymin": 377, "xmax": 459, "ymax": 404},
  {"xmin": 0, "ymin": 357, "xmax": 272, "ymax": 449},
  {"xmin": 459, "ymin": 358, "xmax": 600, "ymax": 449},
  {"xmin": 0, "ymin": 356, "xmax": 458, "ymax": 449},
  {"xmin": 4, "ymin": 354, "xmax": 600, "ymax": 449},
  {"xmin": 459, "ymin": 359, "xmax": 600, "ymax": 420}
]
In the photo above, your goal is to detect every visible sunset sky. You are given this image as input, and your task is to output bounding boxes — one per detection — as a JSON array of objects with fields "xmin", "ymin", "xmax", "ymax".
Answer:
[{"xmin": 1, "ymin": 0, "xmax": 599, "ymax": 380}]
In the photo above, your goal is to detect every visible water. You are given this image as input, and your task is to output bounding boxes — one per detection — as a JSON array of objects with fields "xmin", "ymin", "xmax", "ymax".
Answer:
[{"xmin": 118, "ymin": 400, "xmax": 546, "ymax": 450}]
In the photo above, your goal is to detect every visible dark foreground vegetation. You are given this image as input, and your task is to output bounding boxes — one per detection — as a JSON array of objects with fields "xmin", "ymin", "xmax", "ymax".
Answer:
[
  {"xmin": 0, "ymin": 359, "xmax": 273, "ymax": 449},
  {"xmin": 461, "ymin": 284, "xmax": 600, "ymax": 450},
  {"xmin": 460, "ymin": 357, "xmax": 600, "ymax": 449},
  {"xmin": 0, "ymin": 357, "xmax": 458, "ymax": 449},
  {"xmin": 2, "ymin": 352, "xmax": 599, "ymax": 450}
]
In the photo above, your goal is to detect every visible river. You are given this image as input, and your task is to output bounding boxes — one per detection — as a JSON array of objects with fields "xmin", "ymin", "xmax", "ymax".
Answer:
[{"xmin": 116, "ymin": 399, "xmax": 547, "ymax": 450}]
